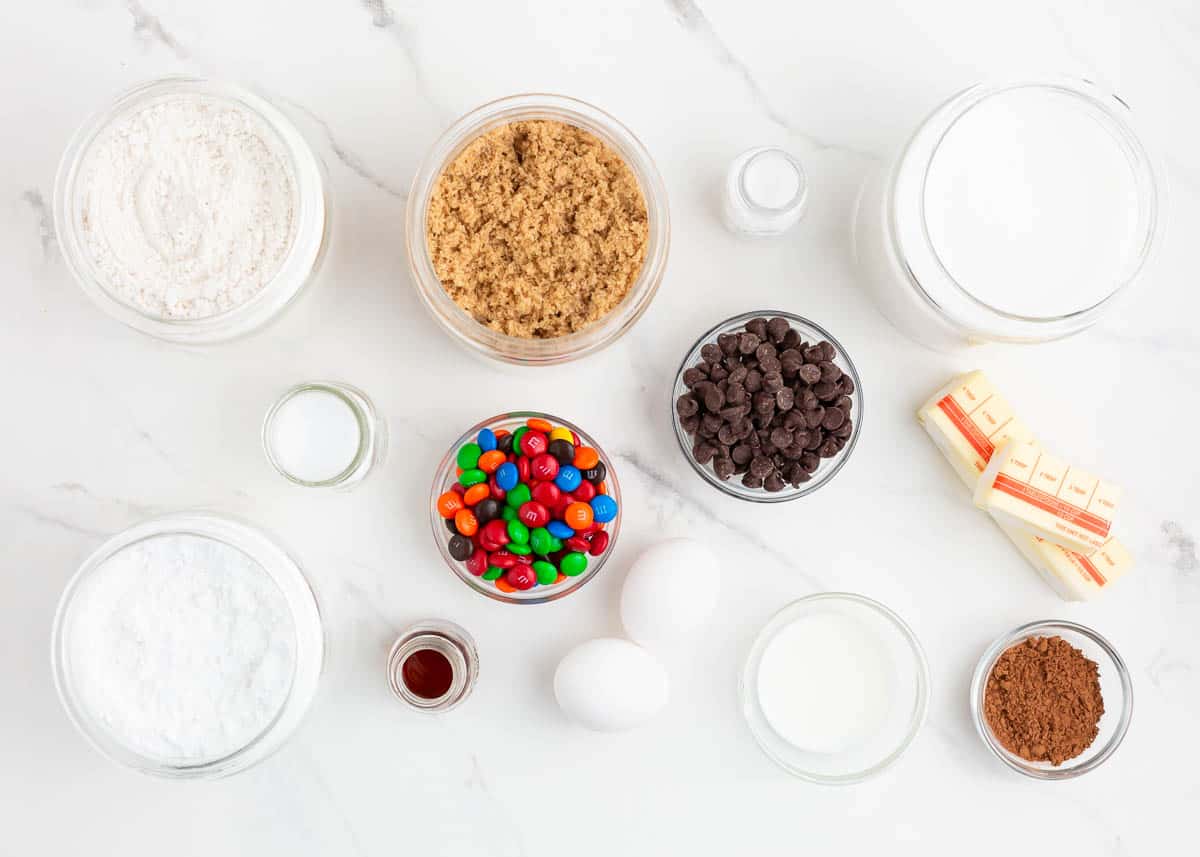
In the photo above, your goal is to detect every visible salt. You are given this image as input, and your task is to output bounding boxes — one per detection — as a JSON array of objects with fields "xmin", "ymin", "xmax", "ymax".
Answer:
[
  {"xmin": 265, "ymin": 386, "xmax": 364, "ymax": 485},
  {"xmin": 64, "ymin": 533, "xmax": 297, "ymax": 765}
]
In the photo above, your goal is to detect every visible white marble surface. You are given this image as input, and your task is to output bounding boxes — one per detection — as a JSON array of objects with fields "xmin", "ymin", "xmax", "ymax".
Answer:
[{"xmin": 3, "ymin": 1, "xmax": 1198, "ymax": 854}]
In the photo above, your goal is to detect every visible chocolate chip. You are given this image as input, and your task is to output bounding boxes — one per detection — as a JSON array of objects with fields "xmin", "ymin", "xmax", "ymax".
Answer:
[
  {"xmin": 758, "ymin": 354, "xmax": 782, "ymax": 374},
  {"xmin": 838, "ymin": 374, "xmax": 856, "ymax": 395},
  {"xmin": 769, "ymin": 427, "xmax": 793, "ymax": 449},
  {"xmin": 819, "ymin": 438, "xmax": 841, "ymax": 458},
  {"xmin": 717, "ymin": 423, "xmax": 738, "ymax": 445},
  {"xmin": 718, "ymin": 332, "xmax": 740, "ymax": 355},
  {"xmin": 797, "ymin": 364, "xmax": 821, "ymax": 385},
  {"xmin": 741, "ymin": 471, "xmax": 764, "ymax": 489},
  {"xmin": 802, "ymin": 345, "xmax": 824, "ymax": 364},
  {"xmin": 763, "ymin": 473, "xmax": 786, "ymax": 492},
  {"xmin": 813, "ymin": 381, "xmax": 838, "ymax": 402},
  {"xmin": 676, "ymin": 394, "xmax": 699, "ymax": 418},
  {"xmin": 750, "ymin": 456, "xmax": 774, "ymax": 479},
  {"xmin": 738, "ymin": 333, "xmax": 761, "ymax": 354},
  {"xmin": 804, "ymin": 406, "xmax": 825, "ymax": 429},
  {"xmin": 763, "ymin": 371, "xmax": 784, "ymax": 393},
  {"xmin": 800, "ymin": 451, "xmax": 820, "ymax": 473},
  {"xmin": 819, "ymin": 341, "xmax": 836, "ymax": 361},
  {"xmin": 681, "ymin": 414, "xmax": 700, "ymax": 433},
  {"xmin": 683, "ymin": 367, "xmax": 706, "ymax": 387},
  {"xmin": 775, "ymin": 388, "xmax": 794, "ymax": 411},
  {"xmin": 818, "ymin": 361, "xmax": 842, "ymax": 383},
  {"xmin": 708, "ymin": 364, "xmax": 729, "ymax": 383},
  {"xmin": 700, "ymin": 413, "xmax": 722, "ymax": 436},
  {"xmin": 693, "ymin": 440, "xmax": 717, "ymax": 464},
  {"xmin": 731, "ymin": 444, "xmax": 752, "ymax": 465},
  {"xmin": 781, "ymin": 328, "xmax": 802, "ymax": 349},
  {"xmin": 700, "ymin": 343, "xmax": 722, "ymax": 363},
  {"xmin": 703, "ymin": 386, "xmax": 725, "ymax": 412},
  {"xmin": 767, "ymin": 317, "xmax": 790, "ymax": 343},
  {"xmin": 712, "ymin": 456, "xmax": 735, "ymax": 480},
  {"xmin": 835, "ymin": 394, "xmax": 853, "ymax": 412},
  {"xmin": 745, "ymin": 370, "xmax": 763, "ymax": 393},
  {"xmin": 746, "ymin": 317, "xmax": 769, "ymax": 339},
  {"xmin": 822, "ymin": 407, "xmax": 846, "ymax": 430}
]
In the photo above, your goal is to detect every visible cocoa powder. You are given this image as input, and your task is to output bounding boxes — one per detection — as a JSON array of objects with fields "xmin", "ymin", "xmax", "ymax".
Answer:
[{"xmin": 983, "ymin": 635, "xmax": 1104, "ymax": 766}]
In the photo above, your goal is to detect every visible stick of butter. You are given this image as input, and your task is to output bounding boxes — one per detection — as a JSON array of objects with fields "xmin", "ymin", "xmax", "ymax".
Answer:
[
  {"xmin": 916, "ymin": 370, "xmax": 1035, "ymax": 489},
  {"xmin": 1001, "ymin": 525, "xmax": 1133, "ymax": 601},
  {"xmin": 975, "ymin": 440, "xmax": 1121, "ymax": 555}
]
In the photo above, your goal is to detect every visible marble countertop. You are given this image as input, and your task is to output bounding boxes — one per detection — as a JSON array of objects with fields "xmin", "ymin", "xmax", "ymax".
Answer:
[{"xmin": 3, "ymin": 1, "xmax": 1198, "ymax": 854}]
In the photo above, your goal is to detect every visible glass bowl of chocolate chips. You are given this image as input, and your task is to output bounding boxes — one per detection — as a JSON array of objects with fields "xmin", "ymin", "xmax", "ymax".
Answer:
[{"xmin": 672, "ymin": 311, "xmax": 862, "ymax": 502}]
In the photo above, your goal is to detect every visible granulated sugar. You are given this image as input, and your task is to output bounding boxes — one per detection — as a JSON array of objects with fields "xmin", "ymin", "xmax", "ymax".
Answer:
[
  {"xmin": 79, "ymin": 94, "xmax": 298, "ymax": 320},
  {"xmin": 64, "ymin": 533, "xmax": 297, "ymax": 765}
]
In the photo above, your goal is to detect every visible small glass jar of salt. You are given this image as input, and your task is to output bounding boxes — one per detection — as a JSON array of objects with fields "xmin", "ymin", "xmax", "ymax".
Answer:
[
  {"xmin": 721, "ymin": 147, "xmax": 808, "ymax": 237},
  {"xmin": 262, "ymin": 381, "xmax": 384, "ymax": 488}
]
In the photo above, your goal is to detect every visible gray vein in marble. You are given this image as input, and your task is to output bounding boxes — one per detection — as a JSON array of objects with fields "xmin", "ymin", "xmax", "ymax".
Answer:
[
  {"xmin": 16, "ymin": 506, "xmax": 108, "ymax": 539},
  {"xmin": 1163, "ymin": 521, "xmax": 1198, "ymax": 573},
  {"xmin": 292, "ymin": 747, "xmax": 370, "ymax": 857},
  {"xmin": 665, "ymin": 0, "xmax": 878, "ymax": 160},
  {"xmin": 21, "ymin": 189, "xmax": 57, "ymax": 260},
  {"xmin": 354, "ymin": 0, "xmax": 448, "ymax": 122},
  {"xmin": 280, "ymin": 97, "xmax": 407, "ymax": 199},
  {"xmin": 52, "ymin": 480, "xmax": 158, "ymax": 517},
  {"xmin": 613, "ymin": 447, "xmax": 825, "ymax": 589},
  {"xmin": 126, "ymin": 0, "xmax": 190, "ymax": 60}
]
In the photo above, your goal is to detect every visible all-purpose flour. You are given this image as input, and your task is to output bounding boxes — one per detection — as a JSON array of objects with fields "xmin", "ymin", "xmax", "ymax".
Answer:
[
  {"xmin": 66, "ymin": 533, "xmax": 297, "ymax": 765},
  {"xmin": 79, "ymin": 95, "xmax": 298, "ymax": 320}
]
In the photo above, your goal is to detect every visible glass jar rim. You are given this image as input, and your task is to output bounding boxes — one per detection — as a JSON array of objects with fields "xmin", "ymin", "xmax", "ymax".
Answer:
[
  {"xmin": 887, "ymin": 77, "xmax": 1164, "ymax": 340},
  {"xmin": 404, "ymin": 93, "xmax": 670, "ymax": 366},
  {"xmin": 52, "ymin": 75, "xmax": 330, "ymax": 344},
  {"xmin": 261, "ymin": 381, "xmax": 379, "ymax": 488}
]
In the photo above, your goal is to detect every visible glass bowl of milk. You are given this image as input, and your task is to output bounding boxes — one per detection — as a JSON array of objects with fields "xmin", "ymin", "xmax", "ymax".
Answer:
[
  {"xmin": 740, "ymin": 593, "xmax": 930, "ymax": 783},
  {"xmin": 853, "ymin": 77, "xmax": 1163, "ymax": 350}
]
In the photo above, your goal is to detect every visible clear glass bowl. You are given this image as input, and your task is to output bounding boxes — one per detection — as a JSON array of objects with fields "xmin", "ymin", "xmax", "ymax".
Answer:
[
  {"xmin": 429, "ymin": 411, "xmax": 620, "ymax": 605},
  {"xmin": 53, "ymin": 75, "xmax": 331, "ymax": 344},
  {"xmin": 262, "ymin": 380, "xmax": 386, "ymax": 489},
  {"xmin": 51, "ymin": 513, "xmax": 325, "ymax": 779},
  {"xmin": 969, "ymin": 619, "xmax": 1133, "ymax": 780},
  {"xmin": 405, "ymin": 93, "xmax": 670, "ymax": 366},
  {"xmin": 740, "ymin": 593, "xmax": 930, "ymax": 784},
  {"xmin": 852, "ymin": 77, "xmax": 1163, "ymax": 349},
  {"xmin": 671, "ymin": 310, "xmax": 863, "ymax": 502}
]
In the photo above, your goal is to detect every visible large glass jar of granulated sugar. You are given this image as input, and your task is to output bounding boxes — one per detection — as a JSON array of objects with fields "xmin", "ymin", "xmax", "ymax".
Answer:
[{"xmin": 852, "ymin": 78, "xmax": 1163, "ymax": 350}]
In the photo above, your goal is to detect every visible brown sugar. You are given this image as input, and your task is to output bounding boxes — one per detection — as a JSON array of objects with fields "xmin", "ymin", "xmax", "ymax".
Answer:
[
  {"xmin": 425, "ymin": 120, "xmax": 649, "ymax": 338},
  {"xmin": 983, "ymin": 635, "xmax": 1104, "ymax": 766}
]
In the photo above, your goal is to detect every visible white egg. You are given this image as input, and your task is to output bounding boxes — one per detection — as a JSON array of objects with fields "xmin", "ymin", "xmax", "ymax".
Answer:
[
  {"xmin": 553, "ymin": 638, "xmax": 669, "ymax": 732},
  {"xmin": 619, "ymin": 538, "xmax": 720, "ymax": 650}
]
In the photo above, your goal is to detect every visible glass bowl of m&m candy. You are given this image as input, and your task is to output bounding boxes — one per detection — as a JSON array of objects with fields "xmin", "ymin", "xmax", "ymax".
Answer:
[{"xmin": 431, "ymin": 412, "xmax": 621, "ymax": 604}]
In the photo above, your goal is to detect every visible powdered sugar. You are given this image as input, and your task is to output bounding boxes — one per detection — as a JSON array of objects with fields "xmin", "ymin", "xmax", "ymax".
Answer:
[
  {"xmin": 64, "ymin": 533, "xmax": 297, "ymax": 765},
  {"xmin": 78, "ymin": 94, "xmax": 298, "ymax": 320}
]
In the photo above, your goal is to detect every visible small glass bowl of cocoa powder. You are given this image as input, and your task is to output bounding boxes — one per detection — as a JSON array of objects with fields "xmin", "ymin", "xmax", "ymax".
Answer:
[
  {"xmin": 970, "ymin": 620, "xmax": 1132, "ymax": 780},
  {"xmin": 406, "ymin": 93, "xmax": 670, "ymax": 366}
]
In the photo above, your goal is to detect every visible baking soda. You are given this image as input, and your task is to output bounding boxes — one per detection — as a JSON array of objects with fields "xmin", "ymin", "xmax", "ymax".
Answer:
[{"xmin": 64, "ymin": 533, "xmax": 297, "ymax": 765}]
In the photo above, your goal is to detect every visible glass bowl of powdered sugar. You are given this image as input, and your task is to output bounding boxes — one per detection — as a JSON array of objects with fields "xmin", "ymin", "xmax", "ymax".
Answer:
[
  {"xmin": 53, "ymin": 76, "xmax": 330, "ymax": 344},
  {"xmin": 51, "ymin": 513, "xmax": 324, "ymax": 778}
]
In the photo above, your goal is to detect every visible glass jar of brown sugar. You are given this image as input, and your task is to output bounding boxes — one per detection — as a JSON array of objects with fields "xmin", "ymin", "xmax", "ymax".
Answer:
[{"xmin": 387, "ymin": 620, "xmax": 479, "ymax": 713}]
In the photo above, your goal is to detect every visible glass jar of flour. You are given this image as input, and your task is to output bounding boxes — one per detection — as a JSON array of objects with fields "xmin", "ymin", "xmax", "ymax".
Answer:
[
  {"xmin": 852, "ymin": 78, "xmax": 1163, "ymax": 350},
  {"xmin": 54, "ymin": 76, "xmax": 331, "ymax": 344}
]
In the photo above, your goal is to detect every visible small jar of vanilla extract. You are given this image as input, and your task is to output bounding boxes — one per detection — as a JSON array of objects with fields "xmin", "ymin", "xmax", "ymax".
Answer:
[{"xmin": 387, "ymin": 620, "xmax": 479, "ymax": 712}]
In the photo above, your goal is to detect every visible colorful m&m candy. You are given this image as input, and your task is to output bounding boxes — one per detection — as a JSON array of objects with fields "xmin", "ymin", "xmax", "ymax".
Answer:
[{"xmin": 438, "ymin": 416, "xmax": 618, "ymax": 592}]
